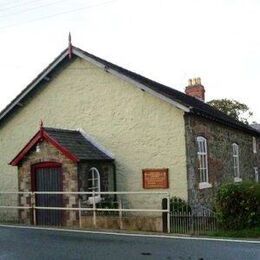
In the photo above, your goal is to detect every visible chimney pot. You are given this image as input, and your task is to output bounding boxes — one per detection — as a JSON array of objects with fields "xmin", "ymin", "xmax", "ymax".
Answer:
[
  {"xmin": 185, "ymin": 77, "xmax": 205, "ymax": 101},
  {"xmin": 196, "ymin": 77, "xmax": 201, "ymax": 85}
]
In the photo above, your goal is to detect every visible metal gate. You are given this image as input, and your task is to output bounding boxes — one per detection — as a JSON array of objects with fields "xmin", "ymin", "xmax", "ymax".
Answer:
[
  {"xmin": 170, "ymin": 199, "xmax": 218, "ymax": 234},
  {"xmin": 35, "ymin": 164, "xmax": 63, "ymax": 226}
]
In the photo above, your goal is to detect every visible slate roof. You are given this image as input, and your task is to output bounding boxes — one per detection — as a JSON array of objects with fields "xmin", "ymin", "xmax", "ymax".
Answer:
[
  {"xmin": 251, "ymin": 123, "xmax": 260, "ymax": 132},
  {"xmin": 74, "ymin": 47, "xmax": 259, "ymax": 136},
  {"xmin": 0, "ymin": 45, "xmax": 259, "ymax": 136},
  {"xmin": 44, "ymin": 127, "xmax": 113, "ymax": 161}
]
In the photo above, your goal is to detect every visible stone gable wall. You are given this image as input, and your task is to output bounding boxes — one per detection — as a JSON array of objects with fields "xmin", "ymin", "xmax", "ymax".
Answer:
[{"xmin": 185, "ymin": 114, "xmax": 260, "ymax": 208}]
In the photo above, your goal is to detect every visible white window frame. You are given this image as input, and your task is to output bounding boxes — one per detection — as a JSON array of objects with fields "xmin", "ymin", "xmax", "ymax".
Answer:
[
  {"xmin": 253, "ymin": 137, "xmax": 257, "ymax": 154},
  {"xmin": 196, "ymin": 136, "xmax": 211, "ymax": 189},
  {"xmin": 36, "ymin": 144, "xmax": 40, "ymax": 153},
  {"xmin": 254, "ymin": 167, "xmax": 259, "ymax": 183},
  {"xmin": 232, "ymin": 143, "xmax": 241, "ymax": 182},
  {"xmin": 87, "ymin": 167, "xmax": 101, "ymax": 204}
]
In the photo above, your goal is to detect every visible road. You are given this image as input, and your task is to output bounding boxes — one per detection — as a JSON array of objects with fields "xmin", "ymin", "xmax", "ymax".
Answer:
[{"xmin": 0, "ymin": 226, "xmax": 259, "ymax": 260}]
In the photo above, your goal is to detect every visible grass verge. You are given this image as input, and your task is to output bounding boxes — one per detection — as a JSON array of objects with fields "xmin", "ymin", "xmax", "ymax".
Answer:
[{"xmin": 206, "ymin": 226, "xmax": 260, "ymax": 239}]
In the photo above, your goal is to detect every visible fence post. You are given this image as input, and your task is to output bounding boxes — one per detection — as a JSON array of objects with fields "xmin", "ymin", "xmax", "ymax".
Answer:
[
  {"xmin": 119, "ymin": 199, "xmax": 123, "ymax": 230},
  {"xmin": 167, "ymin": 194, "xmax": 170, "ymax": 233},
  {"xmin": 92, "ymin": 191, "xmax": 96, "ymax": 228},
  {"xmin": 191, "ymin": 210, "xmax": 195, "ymax": 235},
  {"xmin": 162, "ymin": 198, "xmax": 168, "ymax": 233},
  {"xmin": 31, "ymin": 192, "xmax": 36, "ymax": 225},
  {"xmin": 79, "ymin": 199, "xmax": 82, "ymax": 228}
]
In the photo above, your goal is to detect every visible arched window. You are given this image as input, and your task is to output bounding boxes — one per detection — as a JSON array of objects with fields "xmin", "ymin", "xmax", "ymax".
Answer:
[
  {"xmin": 87, "ymin": 167, "xmax": 101, "ymax": 204},
  {"xmin": 232, "ymin": 143, "xmax": 241, "ymax": 181},
  {"xmin": 196, "ymin": 136, "xmax": 209, "ymax": 187}
]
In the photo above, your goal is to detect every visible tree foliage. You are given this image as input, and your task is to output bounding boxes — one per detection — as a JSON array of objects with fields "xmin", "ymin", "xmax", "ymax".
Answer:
[{"xmin": 207, "ymin": 99, "xmax": 253, "ymax": 124}]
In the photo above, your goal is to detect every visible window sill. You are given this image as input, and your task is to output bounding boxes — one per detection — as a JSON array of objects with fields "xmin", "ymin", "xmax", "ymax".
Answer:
[
  {"xmin": 199, "ymin": 182, "xmax": 212, "ymax": 189},
  {"xmin": 87, "ymin": 195, "xmax": 101, "ymax": 205},
  {"xmin": 234, "ymin": 177, "xmax": 242, "ymax": 183}
]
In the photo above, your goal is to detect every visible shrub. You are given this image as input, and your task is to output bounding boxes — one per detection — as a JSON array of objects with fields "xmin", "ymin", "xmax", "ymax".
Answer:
[
  {"xmin": 215, "ymin": 182, "xmax": 260, "ymax": 230},
  {"xmin": 170, "ymin": 196, "xmax": 191, "ymax": 213}
]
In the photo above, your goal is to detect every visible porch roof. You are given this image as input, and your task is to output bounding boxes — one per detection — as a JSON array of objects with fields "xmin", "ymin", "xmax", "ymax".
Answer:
[
  {"xmin": 10, "ymin": 126, "xmax": 114, "ymax": 166},
  {"xmin": 44, "ymin": 127, "xmax": 114, "ymax": 162}
]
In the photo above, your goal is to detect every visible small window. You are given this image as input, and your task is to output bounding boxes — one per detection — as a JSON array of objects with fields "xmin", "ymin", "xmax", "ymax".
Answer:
[
  {"xmin": 254, "ymin": 167, "xmax": 259, "ymax": 183},
  {"xmin": 36, "ymin": 144, "xmax": 40, "ymax": 153},
  {"xmin": 196, "ymin": 136, "xmax": 211, "ymax": 188},
  {"xmin": 232, "ymin": 143, "xmax": 241, "ymax": 181},
  {"xmin": 253, "ymin": 137, "xmax": 257, "ymax": 154},
  {"xmin": 87, "ymin": 167, "xmax": 101, "ymax": 204}
]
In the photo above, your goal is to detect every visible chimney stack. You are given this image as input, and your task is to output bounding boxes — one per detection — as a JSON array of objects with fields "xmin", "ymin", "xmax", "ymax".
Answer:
[{"xmin": 185, "ymin": 77, "xmax": 205, "ymax": 101}]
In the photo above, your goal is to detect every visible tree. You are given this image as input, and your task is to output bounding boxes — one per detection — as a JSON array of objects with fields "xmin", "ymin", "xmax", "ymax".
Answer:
[{"xmin": 207, "ymin": 99, "xmax": 253, "ymax": 124}]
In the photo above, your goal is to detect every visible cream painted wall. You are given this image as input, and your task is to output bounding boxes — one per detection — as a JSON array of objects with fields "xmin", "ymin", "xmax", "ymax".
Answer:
[{"xmin": 0, "ymin": 57, "xmax": 188, "ymax": 207}]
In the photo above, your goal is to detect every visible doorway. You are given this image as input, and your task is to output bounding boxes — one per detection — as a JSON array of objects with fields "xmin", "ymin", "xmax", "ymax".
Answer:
[{"xmin": 32, "ymin": 162, "xmax": 63, "ymax": 226}]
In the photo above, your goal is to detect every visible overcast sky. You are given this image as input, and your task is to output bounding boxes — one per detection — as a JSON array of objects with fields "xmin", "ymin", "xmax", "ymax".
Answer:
[{"xmin": 0, "ymin": 0, "xmax": 260, "ymax": 122}]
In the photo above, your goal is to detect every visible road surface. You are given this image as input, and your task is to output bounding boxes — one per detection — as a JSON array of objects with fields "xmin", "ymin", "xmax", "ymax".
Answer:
[{"xmin": 0, "ymin": 226, "xmax": 259, "ymax": 259}]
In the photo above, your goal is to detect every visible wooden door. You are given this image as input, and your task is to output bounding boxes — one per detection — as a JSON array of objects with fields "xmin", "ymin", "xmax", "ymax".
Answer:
[{"xmin": 34, "ymin": 163, "xmax": 63, "ymax": 226}]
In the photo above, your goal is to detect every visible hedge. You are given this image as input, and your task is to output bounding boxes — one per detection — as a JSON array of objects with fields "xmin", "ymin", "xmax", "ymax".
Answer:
[{"xmin": 215, "ymin": 182, "xmax": 260, "ymax": 230}]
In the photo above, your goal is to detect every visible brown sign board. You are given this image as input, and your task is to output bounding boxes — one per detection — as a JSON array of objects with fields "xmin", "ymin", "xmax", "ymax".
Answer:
[{"xmin": 142, "ymin": 168, "xmax": 169, "ymax": 189}]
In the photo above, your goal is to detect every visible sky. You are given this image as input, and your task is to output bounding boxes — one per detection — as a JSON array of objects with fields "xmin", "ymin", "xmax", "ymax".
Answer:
[{"xmin": 0, "ymin": 0, "xmax": 260, "ymax": 122}]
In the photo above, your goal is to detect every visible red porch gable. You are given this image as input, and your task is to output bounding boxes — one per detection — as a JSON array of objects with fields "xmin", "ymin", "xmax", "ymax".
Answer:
[{"xmin": 9, "ymin": 125, "xmax": 79, "ymax": 166}]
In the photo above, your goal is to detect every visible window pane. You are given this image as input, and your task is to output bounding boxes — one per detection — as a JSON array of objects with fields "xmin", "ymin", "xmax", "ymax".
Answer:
[
  {"xmin": 88, "ymin": 168, "xmax": 100, "ymax": 192},
  {"xmin": 197, "ymin": 137, "xmax": 209, "ymax": 183},
  {"xmin": 232, "ymin": 144, "xmax": 240, "ymax": 178},
  {"xmin": 198, "ymin": 141, "xmax": 202, "ymax": 153}
]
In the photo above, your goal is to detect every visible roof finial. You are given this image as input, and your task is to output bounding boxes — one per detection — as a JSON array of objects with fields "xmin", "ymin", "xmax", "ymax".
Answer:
[
  {"xmin": 40, "ymin": 120, "xmax": 43, "ymax": 129},
  {"xmin": 68, "ymin": 32, "xmax": 72, "ymax": 59}
]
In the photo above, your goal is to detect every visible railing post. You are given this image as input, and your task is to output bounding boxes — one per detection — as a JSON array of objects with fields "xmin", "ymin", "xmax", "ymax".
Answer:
[
  {"xmin": 92, "ymin": 191, "xmax": 96, "ymax": 228},
  {"xmin": 162, "ymin": 198, "xmax": 168, "ymax": 233},
  {"xmin": 191, "ymin": 212, "xmax": 194, "ymax": 235},
  {"xmin": 31, "ymin": 192, "xmax": 36, "ymax": 225},
  {"xmin": 79, "ymin": 199, "xmax": 82, "ymax": 228},
  {"xmin": 167, "ymin": 193, "xmax": 170, "ymax": 233},
  {"xmin": 119, "ymin": 199, "xmax": 123, "ymax": 230}
]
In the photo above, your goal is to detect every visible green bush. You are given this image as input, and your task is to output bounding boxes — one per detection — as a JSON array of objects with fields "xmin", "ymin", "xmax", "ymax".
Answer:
[
  {"xmin": 215, "ymin": 182, "xmax": 260, "ymax": 230},
  {"xmin": 170, "ymin": 196, "xmax": 191, "ymax": 213}
]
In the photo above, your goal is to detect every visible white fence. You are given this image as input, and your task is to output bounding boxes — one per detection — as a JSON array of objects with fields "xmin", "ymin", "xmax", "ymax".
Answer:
[{"xmin": 0, "ymin": 191, "xmax": 170, "ymax": 233}]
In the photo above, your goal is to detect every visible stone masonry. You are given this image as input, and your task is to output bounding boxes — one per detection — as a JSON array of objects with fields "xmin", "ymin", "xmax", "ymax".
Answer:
[
  {"xmin": 18, "ymin": 140, "xmax": 78, "ymax": 226},
  {"xmin": 185, "ymin": 114, "xmax": 260, "ymax": 208}
]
